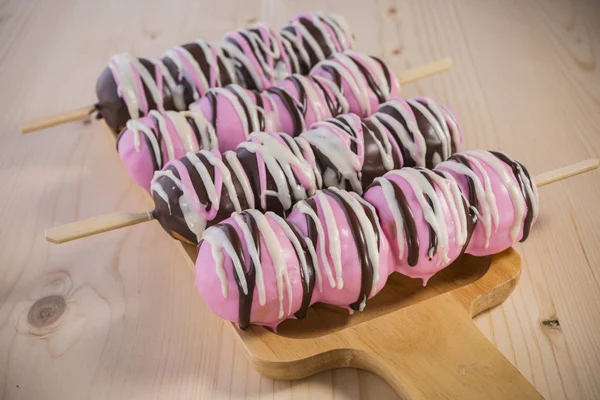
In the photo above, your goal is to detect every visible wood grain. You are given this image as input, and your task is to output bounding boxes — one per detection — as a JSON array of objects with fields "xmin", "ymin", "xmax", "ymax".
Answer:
[{"xmin": 0, "ymin": 0, "xmax": 599, "ymax": 399}]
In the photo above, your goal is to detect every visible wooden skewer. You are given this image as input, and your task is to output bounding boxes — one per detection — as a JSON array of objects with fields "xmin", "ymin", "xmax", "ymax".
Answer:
[
  {"xmin": 397, "ymin": 58, "xmax": 452, "ymax": 85},
  {"xmin": 44, "ymin": 158, "xmax": 599, "ymax": 244},
  {"xmin": 46, "ymin": 211, "xmax": 154, "ymax": 244},
  {"xmin": 20, "ymin": 58, "xmax": 453, "ymax": 135},
  {"xmin": 534, "ymin": 158, "xmax": 599, "ymax": 187},
  {"xmin": 21, "ymin": 105, "xmax": 97, "ymax": 134}
]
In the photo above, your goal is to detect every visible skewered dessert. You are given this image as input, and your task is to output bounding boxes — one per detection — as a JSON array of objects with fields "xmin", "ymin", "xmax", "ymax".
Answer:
[
  {"xmin": 97, "ymin": 13, "xmax": 354, "ymax": 132},
  {"xmin": 149, "ymin": 96, "xmax": 461, "ymax": 243},
  {"xmin": 194, "ymin": 150, "xmax": 538, "ymax": 329},
  {"xmin": 116, "ymin": 50, "xmax": 402, "ymax": 191}
]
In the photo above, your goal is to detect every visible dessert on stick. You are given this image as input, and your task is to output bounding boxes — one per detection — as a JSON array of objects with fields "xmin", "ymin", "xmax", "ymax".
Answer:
[
  {"xmin": 194, "ymin": 151, "xmax": 595, "ymax": 329},
  {"xmin": 21, "ymin": 12, "xmax": 356, "ymax": 134},
  {"xmin": 116, "ymin": 56, "xmax": 450, "ymax": 191},
  {"xmin": 46, "ymin": 95, "xmax": 462, "ymax": 244}
]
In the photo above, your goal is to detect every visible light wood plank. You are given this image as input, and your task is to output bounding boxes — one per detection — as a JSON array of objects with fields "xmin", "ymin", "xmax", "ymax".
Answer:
[{"xmin": 0, "ymin": 0, "xmax": 599, "ymax": 399}]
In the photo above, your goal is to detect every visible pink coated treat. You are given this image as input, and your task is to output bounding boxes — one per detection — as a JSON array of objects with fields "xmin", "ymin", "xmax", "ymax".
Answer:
[
  {"xmin": 189, "ymin": 84, "xmax": 281, "ymax": 152},
  {"xmin": 196, "ymin": 211, "xmax": 305, "ymax": 329},
  {"xmin": 223, "ymin": 25, "xmax": 293, "ymax": 90},
  {"xmin": 267, "ymin": 74, "xmax": 349, "ymax": 136},
  {"xmin": 287, "ymin": 189, "xmax": 393, "ymax": 310},
  {"xmin": 196, "ymin": 188, "xmax": 393, "ymax": 329},
  {"xmin": 364, "ymin": 168, "xmax": 471, "ymax": 284},
  {"xmin": 435, "ymin": 150, "xmax": 539, "ymax": 256},
  {"xmin": 149, "ymin": 97, "xmax": 463, "ymax": 244},
  {"xmin": 192, "ymin": 150, "xmax": 539, "ymax": 330},
  {"xmin": 281, "ymin": 13, "xmax": 354, "ymax": 74},
  {"xmin": 117, "ymin": 110, "xmax": 217, "ymax": 192},
  {"xmin": 311, "ymin": 51, "xmax": 401, "ymax": 117}
]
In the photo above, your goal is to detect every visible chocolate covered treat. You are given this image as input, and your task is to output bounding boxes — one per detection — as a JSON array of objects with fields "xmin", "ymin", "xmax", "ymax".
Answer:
[
  {"xmin": 195, "ymin": 150, "xmax": 538, "ymax": 329},
  {"xmin": 95, "ymin": 12, "xmax": 354, "ymax": 132},
  {"xmin": 117, "ymin": 50, "xmax": 401, "ymax": 191},
  {"xmin": 148, "ymin": 96, "xmax": 462, "ymax": 244}
]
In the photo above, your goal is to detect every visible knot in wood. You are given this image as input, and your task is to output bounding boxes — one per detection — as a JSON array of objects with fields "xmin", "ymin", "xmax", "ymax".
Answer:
[{"xmin": 27, "ymin": 295, "xmax": 66, "ymax": 329}]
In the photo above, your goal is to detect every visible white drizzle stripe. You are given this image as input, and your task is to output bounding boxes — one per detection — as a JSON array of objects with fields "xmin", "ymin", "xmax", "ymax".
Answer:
[
  {"xmin": 202, "ymin": 151, "xmax": 243, "ymax": 213},
  {"xmin": 224, "ymin": 151, "xmax": 255, "ymax": 210},
  {"xmin": 239, "ymin": 133, "xmax": 314, "ymax": 210},
  {"xmin": 389, "ymin": 168, "xmax": 451, "ymax": 264},
  {"xmin": 125, "ymin": 118, "xmax": 162, "ymax": 167},
  {"xmin": 269, "ymin": 212, "xmax": 312, "ymax": 302},
  {"xmin": 180, "ymin": 110, "xmax": 218, "ymax": 150},
  {"xmin": 302, "ymin": 123, "xmax": 362, "ymax": 193},
  {"xmin": 155, "ymin": 61, "xmax": 185, "ymax": 111},
  {"xmin": 209, "ymin": 86, "xmax": 253, "ymax": 136},
  {"xmin": 422, "ymin": 170, "xmax": 468, "ymax": 247},
  {"xmin": 151, "ymin": 168, "xmax": 207, "ymax": 241},
  {"xmin": 294, "ymin": 137, "xmax": 323, "ymax": 189},
  {"xmin": 167, "ymin": 111, "xmax": 199, "ymax": 153},
  {"xmin": 245, "ymin": 210, "xmax": 293, "ymax": 318},
  {"xmin": 329, "ymin": 188, "xmax": 381, "ymax": 296},
  {"xmin": 314, "ymin": 191, "xmax": 344, "ymax": 289},
  {"xmin": 364, "ymin": 116, "xmax": 394, "ymax": 171},
  {"xmin": 203, "ymin": 225, "xmax": 248, "ymax": 298},
  {"xmin": 466, "ymin": 151, "xmax": 527, "ymax": 241},
  {"xmin": 373, "ymin": 176, "xmax": 406, "ymax": 260},
  {"xmin": 439, "ymin": 158, "xmax": 496, "ymax": 247},
  {"xmin": 407, "ymin": 98, "xmax": 450, "ymax": 163},
  {"xmin": 295, "ymin": 200, "xmax": 335, "ymax": 288},
  {"xmin": 109, "ymin": 54, "xmax": 165, "ymax": 119},
  {"xmin": 150, "ymin": 110, "xmax": 176, "ymax": 161},
  {"xmin": 376, "ymin": 101, "xmax": 425, "ymax": 166},
  {"xmin": 231, "ymin": 213, "xmax": 265, "ymax": 305}
]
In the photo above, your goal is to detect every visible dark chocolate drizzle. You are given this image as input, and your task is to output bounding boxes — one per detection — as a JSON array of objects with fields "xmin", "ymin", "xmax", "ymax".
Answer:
[
  {"xmin": 323, "ymin": 189, "xmax": 374, "ymax": 311},
  {"xmin": 489, "ymin": 151, "xmax": 535, "ymax": 241},
  {"xmin": 285, "ymin": 220, "xmax": 316, "ymax": 319},
  {"xmin": 219, "ymin": 220, "xmax": 256, "ymax": 330}
]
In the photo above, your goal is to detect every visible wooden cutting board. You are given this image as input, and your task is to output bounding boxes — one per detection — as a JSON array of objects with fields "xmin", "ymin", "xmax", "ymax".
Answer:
[{"xmin": 181, "ymin": 244, "xmax": 542, "ymax": 399}]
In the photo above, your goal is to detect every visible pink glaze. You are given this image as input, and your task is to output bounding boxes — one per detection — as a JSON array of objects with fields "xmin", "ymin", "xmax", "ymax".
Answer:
[
  {"xmin": 225, "ymin": 25, "xmax": 292, "ymax": 90},
  {"xmin": 195, "ymin": 213, "xmax": 305, "ymax": 328},
  {"xmin": 117, "ymin": 114, "xmax": 200, "ymax": 192},
  {"xmin": 311, "ymin": 51, "xmax": 401, "ymax": 118},
  {"xmin": 190, "ymin": 86, "xmax": 262, "ymax": 152},
  {"xmin": 364, "ymin": 171, "xmax": 468, "ymax": 285},
  {"xmin": 287, "ymin": 193, "xmax": 393, "ymax": 308},
  {"xmin": 118, "ymin": 124, "xmax": 158, "ymax": 192},
  {"xmin": 436, "ymin": 152, "xmax": 539, "ymax": 256}
]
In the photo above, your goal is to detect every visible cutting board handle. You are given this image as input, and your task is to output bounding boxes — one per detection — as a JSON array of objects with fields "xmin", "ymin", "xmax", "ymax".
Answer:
[{"xmin": 353, "ymin": 294, "xmax": 543, "ymax": 399}]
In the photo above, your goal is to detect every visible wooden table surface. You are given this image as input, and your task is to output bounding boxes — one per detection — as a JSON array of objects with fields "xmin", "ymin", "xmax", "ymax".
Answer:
[{"xmin": 1, "ymin": 0, "xmax": 599, "ymax": 398}]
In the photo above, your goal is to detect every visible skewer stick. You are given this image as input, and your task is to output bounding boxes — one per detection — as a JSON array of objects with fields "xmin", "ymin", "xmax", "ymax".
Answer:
[
  {"xmin": 397, "ymin": 58, "xmax": 452, "ymax": 85},
  {"xmin": 21, "ymin": 58, "xmax": 453, "ymax": 135},
  {"xmin": 44, "ymin": 158, "xmax": 598, "ymax": 244},
  {"xmin": 45, "ymin": 211, "xmax": 154, "ymax": 244},
  {"xmin": 21, "ymin": 105, "xmax": 96, "ymax": 134},
  {"xmin": 534, "ymin": 158, "xmax": 599, "ymax": 187}
]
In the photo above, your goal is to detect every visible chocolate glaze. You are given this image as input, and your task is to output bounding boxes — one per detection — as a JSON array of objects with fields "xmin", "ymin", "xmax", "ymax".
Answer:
[
  {"xmin": 348, "ymin": 55, "xmax": 387, "ymax": 104},
  {"xmin": 447, "ymin": 154, "xmax": 479, "ymax": 214},
  {"xmin": 285, "ymin": 220, "xmax": 316, "ymax": 319},
  {"xmin": 95, "ymin": 67, "xmax": 134, "ymax": 133},
  {"xmin": 360, "ymin": 119, "xmax": 401, "ymax": 188},
  {"xmin": 217, "ymin": 220, "xmax": 256, "ymax": 330},
  {"xmin": 369, "ymin": 178, "xmax": 420, "ymax": 266},
  {"xmin": 372, "ymin": 103, "xmax": 416, "ymax": 168},
  {"xmin": 419, "ymin": 170, "xmax": 439, "ymax": 260},
  {"xmin": 324, "ymin": 189, "xmax": 374, "ymax": 311},
  {"xmin": 489, "ymin": 151, "xmax": 536, "ymax": 241},
  {"xmin": 409, "ymin": 99, "xmax": 453, "ymax": 166},
  {"xmin": 265, "ymin": 86, "xmax": 306, "ymax": 135}
]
